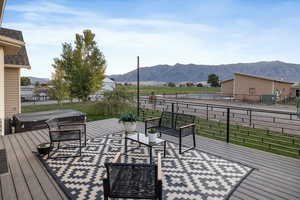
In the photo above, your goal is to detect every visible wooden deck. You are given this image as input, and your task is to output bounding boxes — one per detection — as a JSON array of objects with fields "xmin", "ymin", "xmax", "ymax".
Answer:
[{"xmin": 0, "ymin": 118, "xmax": 299, "ymax": 200}]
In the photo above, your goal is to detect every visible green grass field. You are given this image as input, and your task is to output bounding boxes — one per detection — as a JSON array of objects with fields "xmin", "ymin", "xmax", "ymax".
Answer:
[
  {"xmin": 22, "ymin": 101, "xmax": 134, "ymax": 121},
  {"xmin": 125, "ymin": 86, "xmax": 220, "ymax": 96}
]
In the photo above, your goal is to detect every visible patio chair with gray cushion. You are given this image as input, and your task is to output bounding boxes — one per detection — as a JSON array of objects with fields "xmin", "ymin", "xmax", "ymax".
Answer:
[
  {"xmin": 103, "ymin": 152, "xmax": 163, "ymax": 200},
  {"xmin": 45, "ymin": 118, "xmax": 84, "ymax": 158}
]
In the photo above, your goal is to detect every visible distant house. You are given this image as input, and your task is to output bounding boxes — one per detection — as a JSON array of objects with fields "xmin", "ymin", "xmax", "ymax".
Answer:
[
  {"xmin": 0, "ymin": 1, "xmax": 30, "ymax": 135},
  {"xmin": 21, "ymin": 85, "xmax": 52, "ymax": 102},
  {"xmin": 221, "ymin": 73, "xmax": 296, "ymax": 102},
  {"xmin": 21, "ymin": 85, "xmax": 34, "ymax": 101},
  {"xmin": 89, "ymin": 77, "xmax": 116, "ymax": 101}
]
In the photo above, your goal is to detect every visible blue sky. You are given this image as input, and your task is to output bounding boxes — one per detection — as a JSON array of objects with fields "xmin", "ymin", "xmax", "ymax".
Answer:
[{"xmin": 4, "ymin": 0, "xmax": 300, "ymax": 78}]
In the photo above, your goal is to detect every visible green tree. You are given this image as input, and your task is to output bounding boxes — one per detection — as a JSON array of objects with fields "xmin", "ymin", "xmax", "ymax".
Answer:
[
  {"xmin": 54, "ymin": 29, "xmax": 106, "ymax": 101},
  {"xmin": 34, "ymin": 81, "xmax": 40, "ymax": 88},
  {"xmin": 207, "ymin": 74, "xmax": 220, "ymax": 87},
  {"xmin": 168, "ymin": 82, "xmax": 176, "ymax": 87},
  {"xmin": 49, "ymin": 67, "xmax": 69, "ymax": 104},
  {"xmin": 21, "ymin": 77, "xmax": 31, "ymax": 86}
]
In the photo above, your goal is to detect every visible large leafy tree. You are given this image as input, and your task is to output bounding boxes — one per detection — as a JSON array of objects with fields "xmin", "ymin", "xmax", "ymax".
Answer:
[
  {"xmin": 49, "ymin": 66, "xmax": 69, "ymax": 104},
  {"xmin": 54, "ymin": 30, "xmax": 106, "ymax": 101},
  {"xmin": 207, "ymin": 74, "xmax": 220, "ymax": 87}
]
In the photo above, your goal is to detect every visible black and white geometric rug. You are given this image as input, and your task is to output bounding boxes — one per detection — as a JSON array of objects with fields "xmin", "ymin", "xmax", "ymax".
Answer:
[{"xmin": 38, "ymin": 132, "xmax": 253, "ymax": 200}]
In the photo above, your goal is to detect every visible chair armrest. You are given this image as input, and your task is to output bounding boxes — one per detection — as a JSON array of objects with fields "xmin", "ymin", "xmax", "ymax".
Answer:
[
  {"xmin": 157, "ymin": 153, "xmax": 162, "ymax": 181},
  {"xmin": 179, "ymin": 123, "xmax": 195, "ymax": 129},
  {"xmin": 145, "ymin": 117, "xmax": 161, "ymax": 122},
  {"xmin": 50, "ymin": 129, "xmax": 81, "ymax": 133},
  {"xmin": 60, "ymin": 122, "xmax": 86, "ymax": 126},
  {"xmin": 59, "ymin": 122, "xmax": 86, "ymax": 128},
  {"xmin": 112, "ymin": 152, "xmax": 122, "ymax": 163}
]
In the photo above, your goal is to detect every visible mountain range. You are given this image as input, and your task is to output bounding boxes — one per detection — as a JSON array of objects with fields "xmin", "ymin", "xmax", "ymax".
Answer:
[
  {"xmin": 27, "ymin": 76, "xmax": 50, "ymax": 84},
  {"xmin": 110, "ymin": 61, "xmax": 300, "ymax": 83}
]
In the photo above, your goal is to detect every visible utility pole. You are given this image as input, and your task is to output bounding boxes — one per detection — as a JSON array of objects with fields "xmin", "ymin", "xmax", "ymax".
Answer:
[{"xmin": 137, "ymin": 56, "xmax": 140, "ymax": 117}]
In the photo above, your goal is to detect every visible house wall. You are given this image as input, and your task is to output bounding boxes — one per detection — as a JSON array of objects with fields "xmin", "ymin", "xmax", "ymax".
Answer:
[
  {"xmin": 290, "ymin": 87, "xmax": 300, "ymax": 98},
  {"xmin": 234, "ymin": 74, "xmax": 273, "ymax": 102},
  {"xmin": 4, "ymin": 67, "xmax": 20, "ymax": 117},
  {"xmin": 221, "ymin": 80, "xmax": 233, "ymax": 95},
  {"xmin": 274, "ymin": 82, "xmax": 293, "ymax": 101}
]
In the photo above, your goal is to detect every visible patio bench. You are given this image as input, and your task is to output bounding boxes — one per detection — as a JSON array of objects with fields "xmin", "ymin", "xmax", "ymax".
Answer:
[
  {"xmin": 145, "ymin": 111, "xmax": 196, "ymax": 154},
  {"xmin": 103, "ymin": 152, "xmax": 163, "ymax": 200}
]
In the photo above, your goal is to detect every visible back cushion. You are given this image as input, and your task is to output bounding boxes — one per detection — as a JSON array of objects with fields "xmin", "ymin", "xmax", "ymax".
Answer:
[
  {"xmin": 175, "ymin": 114, "xmax": 195, "ymax": 129},
  {"xmin": 160, "ymin": 112, "xmax": 173, "ymax": 128}
]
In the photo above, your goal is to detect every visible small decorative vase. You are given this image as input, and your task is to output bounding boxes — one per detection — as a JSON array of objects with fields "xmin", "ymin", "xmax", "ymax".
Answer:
[
  {"xmin": 148, "ymin": 133, "xmax": 157, "ymax": 143},
  {"xmin": 123, "ymin": 122, "xmax": 137, "ymax": 133}
]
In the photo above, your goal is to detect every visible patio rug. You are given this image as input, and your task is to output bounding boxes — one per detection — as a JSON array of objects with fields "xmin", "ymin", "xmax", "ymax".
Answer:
[{"xmin": 38, "ymin": 132, "xmax": 254, "ymax": 200}]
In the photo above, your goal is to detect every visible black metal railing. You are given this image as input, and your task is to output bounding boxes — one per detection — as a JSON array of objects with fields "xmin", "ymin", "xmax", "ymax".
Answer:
[{"xmin": 138, "ymin": 97, "xmax": 300, "ymax": 159}]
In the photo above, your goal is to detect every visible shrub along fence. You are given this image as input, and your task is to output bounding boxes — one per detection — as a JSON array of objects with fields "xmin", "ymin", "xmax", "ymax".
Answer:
[{"xmin": 138, "ymin": 97, "xmax": 300, "ymax": 159}]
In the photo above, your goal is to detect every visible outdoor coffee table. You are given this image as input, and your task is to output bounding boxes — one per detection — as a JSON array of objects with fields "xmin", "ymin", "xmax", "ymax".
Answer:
[{"xmin": 125, "ymin": 132, "xmax": 166, "ymax": 163}]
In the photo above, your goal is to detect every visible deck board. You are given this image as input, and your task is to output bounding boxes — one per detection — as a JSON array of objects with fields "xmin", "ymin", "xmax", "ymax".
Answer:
[
  {"xmin": 18, "ymin": 132, "xmax": 65, "ymax": 200},
  {"xmin": 0, "ymin": 118, "xmax": 299, "ymax": 200},
  {"xmin": 1, "ymin": 135, "xmax": 32, "ymax": 200}
]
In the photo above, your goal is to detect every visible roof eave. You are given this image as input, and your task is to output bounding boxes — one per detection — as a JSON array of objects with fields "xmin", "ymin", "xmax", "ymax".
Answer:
[
  {"xmin": 5, "ymin": 64, "xmax": 31, "ymax": 69},
  {"xmin": 0, "ymin": 35, "xmax": 25, "ymax": 55}
]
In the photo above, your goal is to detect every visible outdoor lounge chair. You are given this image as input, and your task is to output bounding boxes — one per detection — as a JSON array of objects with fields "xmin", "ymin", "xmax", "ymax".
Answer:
[
  {"xmin": 103, "ymin": 152, "xmax": 163, "ymax": 200},
  {"xmin": 145, "ymin": 111, "xmax": 196, "ymax": 154},
  {"xmin": 45, "ymin": 117, "xmax": 85, "ymax": 158}
]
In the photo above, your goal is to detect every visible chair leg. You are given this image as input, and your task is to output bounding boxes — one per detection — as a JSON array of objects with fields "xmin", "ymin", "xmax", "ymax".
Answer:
[
  {"xmin": 179, "ymin": 132, "xmax": 182, "ymax": 154},
  {"xmin": 84, "ymin": 132, "xmax": 87, "ymax": 147},
  {"xmin": 79, "ymin": 138, "xmax": 82, "ymax": 156},
  {"xmin": 57, "ymin": 142, "xmax": 60, "ymax": 149},
  {"xmin": 193, "ymin": 131, "xmax": 196, "ymax": 148},
  {"xmin": 47, "ymin": 142, "xmax": 52, "ymax": 159}
]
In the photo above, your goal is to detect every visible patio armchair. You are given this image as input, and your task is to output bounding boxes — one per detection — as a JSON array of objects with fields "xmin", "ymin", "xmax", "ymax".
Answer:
[
  {"xmin": 59, "ymin": 121, "xmax": 87, "ymax": 146},
  {"xmin": 45, "ymin": 118, "xmax": 83, "ymax": 158},
  {"xmin": 145, "ymin": 111, "xmax": 196, "ymax": 154},
  {"xmin": 103, "ymin": 152, "xmax": 163, "ymax": 200}
]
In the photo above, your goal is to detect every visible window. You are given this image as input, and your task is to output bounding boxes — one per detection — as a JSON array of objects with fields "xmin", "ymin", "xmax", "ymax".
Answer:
[{"xmin": 249, "ymin": 88, "xmax": 255, "ymax": 96}]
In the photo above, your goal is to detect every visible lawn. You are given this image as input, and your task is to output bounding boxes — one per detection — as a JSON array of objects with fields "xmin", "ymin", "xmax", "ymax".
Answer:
[
  {"xmin": 22, "ymin": 101, "xmax": 134, "ymax": 121},
  {"xmin": 125, "ymin": 85, "xmax": 220, "ymax": 96}
]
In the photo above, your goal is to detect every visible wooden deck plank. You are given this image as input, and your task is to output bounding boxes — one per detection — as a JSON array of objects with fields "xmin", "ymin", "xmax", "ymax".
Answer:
[
  {"xmin": 17, "ymin": 132, "xmax": 64, "ymax": 200},
  {"xmin": 0, "ymin": 136, "xmax": 17, "ymax": 200},
  {"xmin": 23, "ymin": 130, "xmax": 68, "ymax": 200},
  {"xmin": 1, "ymin": 135, "xmax": 32, "ymax": 200},
  {"xmin": 8, "ymin": 135, "xmax": 48, "ymax": 200}
]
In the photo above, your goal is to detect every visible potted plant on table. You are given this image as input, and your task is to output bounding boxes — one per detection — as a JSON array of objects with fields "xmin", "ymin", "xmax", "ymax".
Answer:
[
  {"xmin": 119, "ymin": 112, "xmax": 138, "ymax": 133},
  {"xmin": 148, "ymin": 128, "xmax": 158, "ymax": 143}
]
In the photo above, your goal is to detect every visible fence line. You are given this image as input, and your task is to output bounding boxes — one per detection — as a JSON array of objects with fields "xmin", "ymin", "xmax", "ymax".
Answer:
[{"xmin": 138, "ymin": 97, "xmax": 300, "ymax": 158}]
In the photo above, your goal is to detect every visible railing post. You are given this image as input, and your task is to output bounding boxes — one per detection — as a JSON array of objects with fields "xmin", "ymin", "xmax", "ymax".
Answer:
[
  {"xmin": 249, "ymin": 110, "xmax": 252, "ymax": 126},
  {"xmin": 171, "ymin": 103, "xmax": 175, "ymax": 128},
  {"xmin": 206, "ymin": 105, "xmax": 209, "ymax": 120},
  {"xmin": 226, "ymin": 108, "xmax": 230, "ymax": 143}
]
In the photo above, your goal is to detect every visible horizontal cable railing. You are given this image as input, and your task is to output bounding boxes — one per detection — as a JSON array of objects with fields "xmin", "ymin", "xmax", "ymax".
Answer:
[{"xmin": 138, "ymin": 97, "xmax": 300, "ymax": 159}]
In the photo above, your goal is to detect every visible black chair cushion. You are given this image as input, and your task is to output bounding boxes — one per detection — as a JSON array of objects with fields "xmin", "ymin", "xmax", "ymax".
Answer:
[
  {"xmin": 157, "ymin": 126, "xmax": 191, "ymax": 137},
  {"xmin": 51, "ymin": 131, "xmax": 80, "ymax": 142},
  {"xmin": 106, "ymin": 163, "xmax": 157, "ymax": 198}
]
